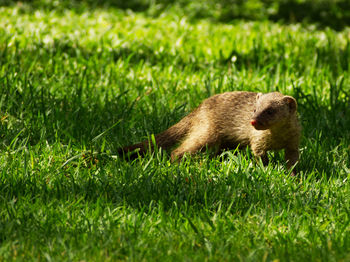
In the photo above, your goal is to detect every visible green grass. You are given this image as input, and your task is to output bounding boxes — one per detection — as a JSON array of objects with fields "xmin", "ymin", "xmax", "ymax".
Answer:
[{"xmin": 1, "ymin": 2, "xmax": 350, "ymax": 261}]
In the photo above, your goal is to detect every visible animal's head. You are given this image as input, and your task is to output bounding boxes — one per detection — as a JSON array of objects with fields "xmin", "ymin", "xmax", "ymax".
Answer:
[{"xmin": 250, "ymin": 92, "xmax": 297, "ymax": 130}]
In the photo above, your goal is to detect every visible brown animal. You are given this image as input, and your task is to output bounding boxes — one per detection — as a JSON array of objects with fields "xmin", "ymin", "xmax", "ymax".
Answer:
[{"xmin": 119, "ymin": 91, "xmax": 301, "ymax": 175}]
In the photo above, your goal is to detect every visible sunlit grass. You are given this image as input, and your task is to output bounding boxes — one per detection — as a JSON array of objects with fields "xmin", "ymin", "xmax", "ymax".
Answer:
[{"xmin": 0, "ymin": 3, "xmax": 350, "ymax": 261}]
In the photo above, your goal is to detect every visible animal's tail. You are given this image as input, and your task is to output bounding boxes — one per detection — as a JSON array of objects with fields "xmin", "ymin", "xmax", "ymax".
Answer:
[{"xmin": 118, "ymin": 113, "xmax": 193, "ymax": 159}]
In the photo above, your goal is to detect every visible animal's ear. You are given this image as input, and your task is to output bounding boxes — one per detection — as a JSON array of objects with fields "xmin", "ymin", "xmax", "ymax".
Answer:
[
  {"xmin": 283, "ymin": 96, "xmax": 297, "ymax": 113},
  {"xmin": 256, "ymin": 92, "xmax": 263, "ymax": 101}
]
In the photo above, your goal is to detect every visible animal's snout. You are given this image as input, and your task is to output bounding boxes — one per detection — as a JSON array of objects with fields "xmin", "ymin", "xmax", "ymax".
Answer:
[{"xmin": 250, "ymin": 120, "xmax": 257, "ymax": 126}]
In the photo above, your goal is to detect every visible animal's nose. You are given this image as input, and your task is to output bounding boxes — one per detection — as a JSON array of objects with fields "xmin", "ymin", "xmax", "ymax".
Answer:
[{"xmin": 250, "ymin": 120, "xmax": 257, "ymax": 126}]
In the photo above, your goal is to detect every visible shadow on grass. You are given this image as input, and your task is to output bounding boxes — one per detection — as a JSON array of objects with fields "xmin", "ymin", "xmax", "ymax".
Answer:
[
  {"xmin": 293, "ymin": 87, "xmax": 350, "ymax": 175},
  {"xmin": 2, "ymin": 151, "xmax": 296, "ymax": 214},
  {"xmin": 221, "ymin": 42, "xmax": 350, "ymax": 75}
]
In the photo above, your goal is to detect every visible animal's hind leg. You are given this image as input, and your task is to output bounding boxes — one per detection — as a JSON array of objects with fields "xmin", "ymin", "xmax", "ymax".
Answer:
[{"xmin": 170, "ymin": 132, "xmax": 218, "ymax": 162}]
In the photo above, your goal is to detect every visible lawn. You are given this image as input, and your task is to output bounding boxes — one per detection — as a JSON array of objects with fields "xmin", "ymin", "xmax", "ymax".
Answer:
[{"xmin": 0, "ymin": 1, "xmax": 350, "ymax": 261}]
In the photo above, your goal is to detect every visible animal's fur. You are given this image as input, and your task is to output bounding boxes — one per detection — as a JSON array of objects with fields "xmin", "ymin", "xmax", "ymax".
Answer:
[{"xmin": 119, "ymin": 91, "xmax": 301, "ymax": 175}]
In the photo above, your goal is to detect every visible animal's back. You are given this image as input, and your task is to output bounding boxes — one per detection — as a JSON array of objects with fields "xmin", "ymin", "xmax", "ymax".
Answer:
[{"xmin": 198, "ymin": 91, "xmax": 257, "ymax": 148}]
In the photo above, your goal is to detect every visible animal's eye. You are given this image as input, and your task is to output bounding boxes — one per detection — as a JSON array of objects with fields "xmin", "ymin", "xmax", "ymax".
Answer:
[
  {"xmin": 266, "ymin": 108, "xmax": 275, "ymax": 115},
  {"xmin": 253, "ymin": 109, "xmax": 256, "ymax": 113}
]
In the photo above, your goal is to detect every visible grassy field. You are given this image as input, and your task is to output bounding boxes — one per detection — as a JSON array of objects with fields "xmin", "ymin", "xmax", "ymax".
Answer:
[{"xmin": 1, "ymin": 1, "xmax": 350, "ymax": 261}]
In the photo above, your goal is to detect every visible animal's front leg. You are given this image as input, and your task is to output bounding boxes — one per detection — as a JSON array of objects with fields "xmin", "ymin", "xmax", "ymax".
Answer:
[
  {"xmin": 259, "ymin": 154, "xmax": 269, "ymax": 166},
  {"xmin": 251, "ymin": 144, "xmax": 269, "ymax": 166},
  {"xmin": 253, "ymin": 152, "xmax": 269, "ymax": 166},
  {"xmin": 285, "ymin": 148, "xmax": 299, "ymax": 176}
]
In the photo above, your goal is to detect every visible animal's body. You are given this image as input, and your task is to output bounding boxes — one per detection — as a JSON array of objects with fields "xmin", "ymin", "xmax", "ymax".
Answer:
[{"xmin": 120, "ymin": 91, "xmax": 301, "ymax": 175}]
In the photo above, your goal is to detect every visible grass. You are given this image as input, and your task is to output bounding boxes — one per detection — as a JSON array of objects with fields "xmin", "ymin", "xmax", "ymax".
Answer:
[{"xmin": 1, "ymin": 2, "xmax": 350, "ymax": 261}]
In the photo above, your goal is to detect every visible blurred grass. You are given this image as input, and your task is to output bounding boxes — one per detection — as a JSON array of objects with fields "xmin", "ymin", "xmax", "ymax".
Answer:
[{"xmin": 1, "ymin": 0, "xmax": 350, "ymax": 30}]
